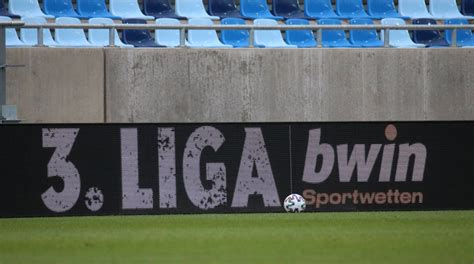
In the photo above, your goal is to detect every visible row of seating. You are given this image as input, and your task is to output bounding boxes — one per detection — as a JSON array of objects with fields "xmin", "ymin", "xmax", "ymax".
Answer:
[
  {"xmin": 2, "ymin": 0, "xmax": 474, "ymax": 21},
  {"xmin": 4, "ymin": 16, "xmax": 474, "ymax": 48}
]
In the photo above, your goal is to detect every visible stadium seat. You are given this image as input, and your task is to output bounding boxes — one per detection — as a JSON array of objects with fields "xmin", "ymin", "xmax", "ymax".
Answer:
[
  {"xmin": 318, "ymin": 18, "xmax": 355, "ymax": 47},
  {"xmin": 44, "ymin": 0, "xmax": 86, "ymax": 19},
  {"xmin": 109, "ymin": 0, "xmax": 154, "ymax": 20},
  {"xmin": 411, "ymin": 19, "xmax": 449, "ymax": 47},
  {"xmin": 77, "ymin": 0, "xmax": 121, "ymax": 19},
  {"xmin": 336, "ymin": 0, "xmax": 372, "ymax": 18},
  {"xmin": 0, "ymin": 16, "xmax": 29, "ymax": 46},
  {"xmin": 349, "ymin": 18, "xmax": 383, "ymax": 47},
  {"xmin": 367, "ymin": 0, "xmax": 408, "ymax": 19},
  {"xmin": 221, "ymin": 17, "xmax": 250, "ymax": 47},
  {"xmin": 55, "ymin": 17, "xmax": 98, "ymax": 47},
  {"xmin": 429, "ymin": 0, "xmax": 473, "ymax": 19},
  {"xmin": 122, "ymin": 18, "xmax": 164, "ymax": 47},
  {"xmin": 9, "ymin": 0, "xmax": 54, "ymax": 18},
  {"xmin": 143, "ymin": 0, "xmax": 185, "ymax": 19},
  {"xmin": 208, "ymin": 0, "xmax": 247, "ymax": 19},
  {"xmin": 20, "ymin": 16, "xmax": 57, "ymax": 46},
  {"xmin": 0, "ymin": 0, "xmax": 20, "ymax": 18},
  {"xmin": 175, "ymin": 0, "xmax": 219, "ymax": 19},
  {"xmin": 462, "ymin": 0, "xmax": 474, "ymax": 16},
  {"xmin": 155, "ymin": 18, "xmax": 188, "ymax": 47},
  {"xmin": 187, "ymin": 18, "xmax": 232, "ymax": 47},
  {"xmin": 240, "ymin": 0, "xmax": 283, "ymax": 19},
  {"xmin": 272, "ymin": 0, "xmax": 311, "ymax": 19},
  {"xmin": 89, "ymin": 18, "xmax": 133, "ymax": 47},
  {"xmin": 398, "ymin": 0, "xmax": 434, "ymax": 19},
  {"xmin": 380, "ymin": 18, "xmax": 425, "ymax": 48},
  {"xmin": 304, "ymin": 0, "xmax": 347, "ymax": 19},
  {"xmin": 285, "ymin": 18, "xmax": 317, "ymax": 47},
  {"xmin": 445, "ymin": 19, "xmax": 474, "ymax": 47},
  {"xmin": 253, "ymin": 19, "xmax": 296, "ymax": 48}
]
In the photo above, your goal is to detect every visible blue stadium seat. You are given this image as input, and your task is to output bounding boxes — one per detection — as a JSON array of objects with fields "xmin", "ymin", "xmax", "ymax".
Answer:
[
  {"xmin": 221, "ymin": 17, "xmax": 250, "ymax": 47},
  {"xmin": 254, "ymin": 19, "xmax": 296, "ymax": 48},
  {"xmin": 122, "ymin": 18, "xmax": 164, "ymax": 47},
  {"xmin": 429, "ymin": 0, "xmax": 473, "ymax": 19},
  {"xmin": 398, "ymin": 0, "xmax": 434, "ymax": 19},
  {"xmin": 349, "ymin": 18, "xmax": 383, "ymax": 47},
  {"xmin": 462, "ymin": 0, "xmax": 474, "ymax": 16},
  {"xmin": 285, "ymin": 18, "xmax": 317, "ymax": 47},
  {"xmin": 272, "ymin": 0, "xmax": 311, "ymax": 19},
  {"xmin": 89, "ymin": 18, "xmax": 133, "ymax": 47},
  {"xmin": 367, "ymin": 0, "xmax": 408, "ymax": 19},
  {"xmin": 380, "ymin": 18, "xmax": 425, "ymax": 48},
  {"xmin": 336, "ymin": 0, "xmax": 372, "ymax": 18},
  {"xmin": 175, "ymin": 0, "xmax": 219, "ymax": 19},
  {"xmin": 144, "ymin": 0, "xmax": 185, "ymax": 19},
  {"xmin": 155, "ymin": 18, "xmax": 188, "ymax": 47},
  {"xmin": 0, "ymin": 1, "xmax": 20, "ymax": 18},
  {"xmin": 20, "ymin": 16, "xmax": 57, "ymax": 46},
  {"xmin": 77, "ymin": 0, "xmax": 121, "ymax": 19},
  {"xmin": 44, "ymin": 0, "xmax": 86, "ymax": 19},
  {"xmin": 318, "ymin": 18, "xmax": 355, "ymax": 47},
  {"xmin": 208, "ymin": 0, "xmax": 247, "ymax": 19},
  {"xmin": 411, "ymin": 19, "xmax": 449, "ymax": 47},
  {"xmin": 240, "ymin": 0, "xmax": 283, "ymax": 19},
  {"xmin": 445, "ymin": 19, "xmax": 474, "ymax": 47},
  {"xmin": 0, "ymin": 16, "xmax": 29, "ymax": 46},
  {"xmin": 187, "ymin": 18, "xmax": 232, "ymax": 47},
  {"xmin": 110, "ymin": 0, "xmax": 154, "ymax": 20},
  {"xmin": 304, "ymin": 0, "xmax": 347, "ymax": 19},
  {"xmin": 9, "ymin": 0, "xmax": 54, "ymax": 18},
  {"xmin": 55, "ymin": 17, "xmax": 98, "ymax": 47}
]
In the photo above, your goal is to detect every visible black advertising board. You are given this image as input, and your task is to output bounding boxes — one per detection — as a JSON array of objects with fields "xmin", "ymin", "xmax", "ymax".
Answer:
[{"xmin": 0, "ymin": 122, "xmax": 473, "ymax": 217}]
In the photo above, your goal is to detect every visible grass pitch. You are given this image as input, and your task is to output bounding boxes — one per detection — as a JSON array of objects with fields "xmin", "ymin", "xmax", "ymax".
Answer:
[{"xmin": 0, "ymin": 211, "xmax": 473, "ymax": 263}]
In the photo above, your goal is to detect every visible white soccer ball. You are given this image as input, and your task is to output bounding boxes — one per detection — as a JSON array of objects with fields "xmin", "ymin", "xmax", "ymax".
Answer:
[{"xmin": 284, "ymin": 194, "xmax": 306, "ymax": 213}]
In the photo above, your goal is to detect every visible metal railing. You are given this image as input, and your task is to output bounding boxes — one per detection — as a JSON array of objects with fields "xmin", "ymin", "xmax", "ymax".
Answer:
[{"xmin": 13, "ymin": 23, "xmax": 474, "ymax": 48}]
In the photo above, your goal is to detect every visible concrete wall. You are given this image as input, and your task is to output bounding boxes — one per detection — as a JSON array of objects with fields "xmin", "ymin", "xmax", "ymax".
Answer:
[{"xmin": 105, "ymin": 48, "xmax": 474, "ymax": 123}]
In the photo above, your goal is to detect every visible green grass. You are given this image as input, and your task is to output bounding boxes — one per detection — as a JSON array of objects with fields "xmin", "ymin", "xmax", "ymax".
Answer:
[{"xmin": 0, "ymin": 211, "xmax": 473, "ymax": 263}]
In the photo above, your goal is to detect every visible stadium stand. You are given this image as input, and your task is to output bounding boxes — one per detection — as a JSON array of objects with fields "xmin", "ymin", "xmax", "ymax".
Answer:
[
  {"xmin": 462, "ymin": 0, "xmax": 474, "ymax": 16},
  {"xmin": 411, "ymin": 18, "xmax": 449, "ymax": 47},
  {"xmin": 429, "ymin": 0, "xmax": 472, "ymax": 19},
  {"xmin": 285, "ymin": 18, "xmax": 317, "ymax": 47},
  {"xmin": 9, "ymin": 0, "xmax": 54, "ymax": 18},
  {"xmin": 44, "ymin": 0, "xmax": 86, "ymax": 19},
  {"xmin": 304, "ymin": 0, "xmax": 347, "ymax": 19},
  {"xmin": 318, "ymin": 18, "xmax": 354, "ymax": 47},
  {"xmin": 220, "ymin": 17, "xmax": 251, "ymax": 47},
  {"xmin": 55, "ymin": 17, "xmax": 98, "ymax": 47},
  {"xmin": 77, "ymin": 0, "xmax": 121, "ymax": 19},
  {"xmin": 0, "ymin": 15, "xmax": 29, "ymax": 46},
  {"xmin": 381, "ymin": 18, "xmax": 425, "ymax": 48},
  {"xmin": 240, "ymin": 0, "xmax": 283, "ymax": 19},
  {"xmin": 88, "ymin": 17, "xmax": 133, "ymax": 47},
  {"xmin": 253, "ymin": 18, "xmax": 296, "ymax": 47},
  {"xmin": 20, "ymin": 16, "xmax": 57, "ymax": 46},
  {"xmin": 143, "ymin": 0, "xmax": 185, "ymax": 19},
  {"xmin": 0, "ymin": 0, "xmax": 19, "ymax": 18},
  {"xmin": 272, "ymin": 0, "xmax": 311, "ymax": 19},
  {"xmin": 122, "ymin": 18, "xmax": 164, "ymax": 47},
  {"xmin": 109, "ymin": 0, "xmax": 154, "ymax": 20},
  {"xmin": 349, "ymin": 18, "xmax": 383, "ymax": 47},
  {"xmin": 187, "ymin": 18, "xmax": 232, "ymax": 47},
  {"xmin": 175, "ymin": 0, "xmax": 219, "ymax": 19},
  {"xmin": 445, "ymin": 18, "xmax": 474, "ymax": 47},
  {"xmin": 208, "ymin": 0, "xmax": 247, "ymax": 18},
  {"xmin": 398, "ymin": 0, "xmax": 434, "ymax": 19},
  {"xmin": 155, "ymin": 18, "xmax": 186, "ymax": 47},
  {"xmin": 336, "ymin": 0, "xmax": 372, "ymax": 18},
  {"xmin": 367, "ymin": 0, "xmax": 408, "ymax": 19}
]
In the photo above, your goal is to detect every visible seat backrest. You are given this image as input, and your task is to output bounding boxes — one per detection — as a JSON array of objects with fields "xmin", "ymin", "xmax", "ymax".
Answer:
[
  {"xmin": 349, "ymin": 18, "xmax": 379, "ymax": 42},
  {"xmin": 21, "ymin": 16, "xmax": 55, "ymax": 45},
  {"xmin": 55, "ymin": 17, "xmax": 89, "ymax": 43},
  {"xmin": 44, "ymin": 0, "xmax": 76, "ymax": 14},
  {"xmin": 318, "ymin": 18, "xmax": 346, "ymax": 42},
  {"xmin": 336, "ymin": 0, "xmax": 366, "ymax": 15},
  {"xmin": 412, "ymin": 18, "xmax": 441, "ymax": 43},
  {"xmin": 123, "ymin": 18, "xmax": 154, "ymax": 43},
  {"xmin": 176, "ymin": 0, "xmax": 211, "ymax": 16},
  {"xmin": 254, "ymin": 18, "xmax": 285, "ymax": 43},
  {"xmin": 462, "ymin": 0, "xmax": 474, "ymax": 15},
  {"xmin": 155, "ymin": 18, "xmax": 181, "ymax": 46},
  {"xmin": 0, "ymin": 16, "xmax": 24, "ymax": 44},
  {"xmin": 398, "ymin": 0, "xmax": 429, "ymax": 16},
  {"xmin": 429, "ymin": 0, "xmax": 463, "ymax": 15},
  {"xmin": 285, "ymin": 18, "xmax": 316, "ymax": 44},
  {"xmin": 144, "ymin": 0, "xmax": 172, "ymax": 14},
  {"xmin": 445, "ymin": 19, "xmax": 473, "ymax": 42},
  {"xmin": 110, "ymin": 0, "xmax": 143, "ymax": 14},
  {"xmin": 241, "ymin": 0, "xmax": 272, "ymax": 15},
  {"xmin": 9, "ymin": 0, "xmax": 45, "ymax": 15},
  {"xmin": 305, "ymin": 0, "xmax": 336, "ymax": 16},
  {"xmin": 209, "ymin": 0, "xmax": 238, "ymax": 14},
  {"xmin": 367, "ymin": 0, "xmax": 396, "ymax": 15},
  {"xmin": 273, "ymin": 0, "xmax": 301, "ymax": 15},
  {"xmin": 380, "ymin": 18, "xmax": 413, "ymax": 43},
  {"xmin": 77, "ymin": 0, "xmax": 109, "ymax": 15},
  {"xmin": 188, "ymin": 18, "xmax": 220, "ymax": 43},
  {"xmin": 221, "ymin": 17, "xmax": 248, "ymax": 44},
  {"xmin": 89, "ymin": 17, "xmax": 125, "ymax": 45}
]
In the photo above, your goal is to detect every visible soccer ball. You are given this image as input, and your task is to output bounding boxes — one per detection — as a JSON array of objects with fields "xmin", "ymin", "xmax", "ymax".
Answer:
[{"xmin": 284, "ymin": 194, "xmax": 306, "ymax": 213}]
